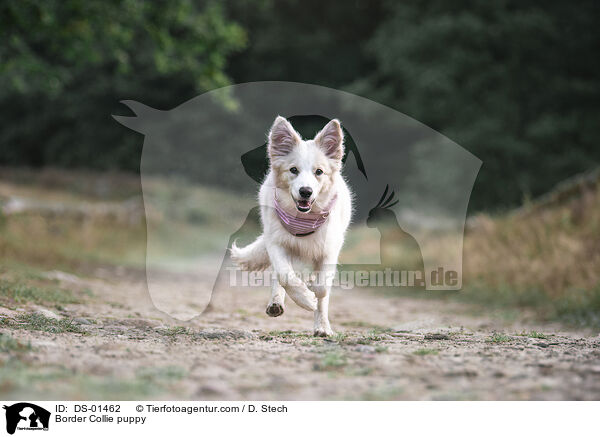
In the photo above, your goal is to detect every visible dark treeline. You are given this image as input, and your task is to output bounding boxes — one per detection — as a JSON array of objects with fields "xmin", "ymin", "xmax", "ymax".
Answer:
[{"xmin": 1, "ymin": 0, "xmax": 599, "ymax": 211}]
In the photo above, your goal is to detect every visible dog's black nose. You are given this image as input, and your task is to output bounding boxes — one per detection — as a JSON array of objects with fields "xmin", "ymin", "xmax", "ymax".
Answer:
[{"xmin": 299, "ymin": 187, "xmax": 313, "ymax": 199}]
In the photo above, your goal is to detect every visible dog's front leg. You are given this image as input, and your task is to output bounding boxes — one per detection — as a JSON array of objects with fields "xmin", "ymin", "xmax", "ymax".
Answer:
[
  {"xmin": 311, "ymin": 257, "xmax": 338, "ymax": 337},
  {"xmin": 266, "ymin": 244, "xmax": 317, "ymax": 312},
  {"xmin": 266, "ymin": 278, "xmax": 285, "ymax": 317},
  {"xmin": 313, "ymin": 290, "xmax": 334, "ymax": 337}
]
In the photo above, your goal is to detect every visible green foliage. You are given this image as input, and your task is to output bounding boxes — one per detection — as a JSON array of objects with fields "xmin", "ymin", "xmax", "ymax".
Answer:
[
  {"xmin": 315, "ymin": 351, "xmax": 347, "ymax": 371},
  {"xmin": 552, "ymin": 285, "xmax": 600, "ymax": 328},
  {"xmin": 356, "ymin": 332, "xmax": 385, "ymax": 344},
  {"xmin": 488, "ymin": 333, "xmax": 511, "ymax": 343},
  {"xmin": 0, "ymin": 0, "xmax": 245, "ymax": 170},
  {"xmin": 137, "ymin": 366, "xmax": 186, "ymax": 382},
  {"xmin": 0, "ymin": 360, "xmax": 168, "ymax": 399},
  {"xmin": 223, "ymin": 0, "xmax": 384, "ymax": 87},
  {"xmin": 353, "ymin": 0, "xmax": 600, "ymax": 210},
  {"xmin": 159, "ymin": 326, "xmax": 191, "ymax": 337},
  {"xmin": 0, "ymin": 279, "xmax": 79, "ymax": 307},
  {"xmin": 0, "ymin": 334, "xmax": 31, "ymax": 353},
  {"xmin": 2, "ymin": 0, "xmax": 599, "ymax": 211},
  {"xmin": 6, "ymin": 313, "xmax": 88, "ymax": 334},
  {"xmin": 413, "ymin": 348, "xmax": 438, "ymax": 356},
  {"xmin": 516, "ymin": 331, "xmax": 548, "ymax": 339}
]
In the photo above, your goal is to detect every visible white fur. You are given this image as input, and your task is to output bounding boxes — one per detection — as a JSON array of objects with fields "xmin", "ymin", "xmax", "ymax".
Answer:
[{"xmin": 231, "ymin": 116, "xmax": 352, "ymax": 336}]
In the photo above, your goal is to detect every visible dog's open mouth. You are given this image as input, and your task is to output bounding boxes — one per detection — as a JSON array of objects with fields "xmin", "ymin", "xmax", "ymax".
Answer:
[{"xmin": 295, "ymin": 199, "xmax": 313, "ymax": 213}]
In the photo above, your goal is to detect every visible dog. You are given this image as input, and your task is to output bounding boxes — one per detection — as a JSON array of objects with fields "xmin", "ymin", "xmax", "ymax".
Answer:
[{"xmin": 230, "ymin": 116, "xmax": 352, "ymax": 336}]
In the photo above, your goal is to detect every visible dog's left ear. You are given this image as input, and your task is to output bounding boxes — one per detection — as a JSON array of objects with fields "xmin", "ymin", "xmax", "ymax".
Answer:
[{"xmin": 315, "ymin": 119, "xmax": 344, "ymax": 161}]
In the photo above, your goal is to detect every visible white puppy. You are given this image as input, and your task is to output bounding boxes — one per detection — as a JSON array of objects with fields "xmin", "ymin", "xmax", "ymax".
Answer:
[{"xmin": 231, "ymin": 116, "xmax": 352, "ymax": 336}]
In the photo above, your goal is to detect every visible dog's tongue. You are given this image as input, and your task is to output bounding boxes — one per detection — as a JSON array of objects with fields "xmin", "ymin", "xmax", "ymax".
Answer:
[{"xmin": 298, "ymin": 200, "xmax": 310, "ymax": 208}]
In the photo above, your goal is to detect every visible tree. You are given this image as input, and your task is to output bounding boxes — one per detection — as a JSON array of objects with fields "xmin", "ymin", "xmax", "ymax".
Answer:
[
  {"xmin": 351, "ymin": 0, "xmax": 600, "ymax": 211},
  {"xmin": 0, "ymin": 0, "xmax": 246, "ymax": 170},
  {"xmin": 223, "ymin": 0, "xmax": 384, "ymax": 88}
]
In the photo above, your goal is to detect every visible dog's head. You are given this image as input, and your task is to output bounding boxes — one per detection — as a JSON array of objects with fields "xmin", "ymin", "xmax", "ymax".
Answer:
[{"xmin": 268, "ymin": 116, "xmax": 344, "ymax": 213}]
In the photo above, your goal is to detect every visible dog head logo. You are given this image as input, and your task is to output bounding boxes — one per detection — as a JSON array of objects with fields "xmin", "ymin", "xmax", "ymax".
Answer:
[
  {"xmin": 113, "ymin": 82, "xmax": 481, "ymax": 320},
  {"xmin": 3, "ymin": 403, "xmax": 50, "ymax": 435}
]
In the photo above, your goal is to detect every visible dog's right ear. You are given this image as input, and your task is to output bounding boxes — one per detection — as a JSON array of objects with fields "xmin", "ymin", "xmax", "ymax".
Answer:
[{"xmin": 268, "ymin": 116, "xmax": 301, "ymax": 159}]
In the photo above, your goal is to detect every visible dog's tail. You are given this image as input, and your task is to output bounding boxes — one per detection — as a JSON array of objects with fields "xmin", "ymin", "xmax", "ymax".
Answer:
[{"xmin": 230, "ymin": 236, "xmax": 270, "ymax": 271}]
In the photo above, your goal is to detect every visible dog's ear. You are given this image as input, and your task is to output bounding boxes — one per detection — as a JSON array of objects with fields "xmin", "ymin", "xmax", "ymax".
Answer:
[
  {"xmin": 268, "ymin": 116, "xmax": 301, "ymax": 159},
  {"xmin": 315, "ymin": 119, "xmax": 344, "ymax": 161}
]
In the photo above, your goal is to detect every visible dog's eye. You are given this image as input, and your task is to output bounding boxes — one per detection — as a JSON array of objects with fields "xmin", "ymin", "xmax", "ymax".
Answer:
[
  {"xmin": 290, "ymin": 167, "xmax": 299, "ymax": 175},
  {"xmin": 315, "ymin": 168, "xmax": 323, "ymax": 176}
]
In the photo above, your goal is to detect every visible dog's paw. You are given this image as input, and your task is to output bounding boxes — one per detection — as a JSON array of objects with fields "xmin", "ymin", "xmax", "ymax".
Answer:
[
  {"xmin": 266, "ymin": 302, "xmax": 284, "ymax": 317},
  {"xmin": 313, "ymin": 327, "xmax": 335, "ymax": 337}
]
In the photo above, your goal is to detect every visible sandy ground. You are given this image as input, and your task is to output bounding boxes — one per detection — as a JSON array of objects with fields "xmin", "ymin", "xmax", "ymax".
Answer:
[{"xmin": 1, "ymin": 267, "xmax": 599, "ymax": 401}]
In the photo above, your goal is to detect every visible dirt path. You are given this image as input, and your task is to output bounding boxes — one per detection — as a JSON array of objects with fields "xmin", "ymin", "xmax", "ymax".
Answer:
[{"xmin": 1, "ymin": 269, "xmax": 599, "ymax": 400}]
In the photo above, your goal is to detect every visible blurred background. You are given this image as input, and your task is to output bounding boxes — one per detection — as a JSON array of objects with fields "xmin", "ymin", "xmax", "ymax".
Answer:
[
  {"xmin": 2, "ymin": 0, "xmax": 600, "ymax": 211},
  {"xmin": 0, "ymin": 0, "xmax": 600, "ymax": 399}
]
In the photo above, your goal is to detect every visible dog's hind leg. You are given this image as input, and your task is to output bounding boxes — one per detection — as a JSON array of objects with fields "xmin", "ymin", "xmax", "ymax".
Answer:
[{"xmin": 266, "ymin": 279, "xmax": 285, "ymax": 317}]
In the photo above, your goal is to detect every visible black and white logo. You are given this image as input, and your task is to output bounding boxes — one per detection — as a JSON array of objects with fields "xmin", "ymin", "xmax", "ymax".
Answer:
[{"xmin": 3, "ymin": 403, "xmax": 50, "ymax": 435}]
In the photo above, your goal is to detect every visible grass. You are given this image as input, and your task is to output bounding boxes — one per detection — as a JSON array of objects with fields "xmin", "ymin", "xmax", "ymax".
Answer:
[
  {"xmin": 2, "ymin": 313, "xmax": 88, "ymax": 335},
  {"xmin": 0, "ymin": 278, "xmax": 80, "ymax": 308},
  {"xmin": 267, "ymin": 330, "xmax": 312, "ymax": 338},
  {"xmin": 0, "ymin": 360, "xmax": 183, "ymax": 399},
  {"xmin": 516, "ymin": 330, "xmax": 549, "ymax": 339},
  {"xmin": 0, "ymin": 326, "xmax": 187, "ymax": 399},
  {"xmin": 3, "ymin": 167, "xmax": 600, "ymax": 331},
  {"xmin": 260, "ymin": 330, "xmax": 313, "ymax": 341},
  {"xmin": 552, "ymin": 287, "xmax": 600, "ymax": 328},
  {"xmin": 137, "ymin": 365, "xmax": 186, "ymax": 382},
  {"xmin": 413, "ymin": 348, "xmax": 439, "ymax": 356},
  {"xmin": 159, "ymin": 326, "xmax": 191, "ymax": 337},
  {"xmin": 0, "ymin": 333, "xmax": 31, "ymax": 353},
  {"xmin": 300, "ymin": 339, "xmax": 322, "ymax": 347},
  {"xmin": 296, "ymin": 331, "xmax": 390, "ymax": 350},
  {"xmin": 261, "ymin": 330, "xmax": 316, "ymax": 343},
  {"xmin": 334, "ymin": 329, "xmax": 388, "ymax": 344},
  {"xmin": 333, "ymin": 332, "xmax": 349, "ymax": 343},
  {"xmin": 314, "ymin": 351, "xmax": 348, "ymax": 371},
  {"xmin": 346, "ymin": 366, "xmax": 373, "ymax": 376},
  {"xmin": 487, "ymin": 333, "xmax": 512, "ymax": 343},
  {"xmin": 356, "ymin": 333, "xmax": 385, "ymax": 344},
  {"xmin": 458, "ymin": 178, "xmax": 600, "ymax": 328},
  {"xmin": 0, "ymin": 168, "xmax": 255, "ymax": 272},
  {"xmin": 359, "ymin": 328, "xmax": 390, "ymax": 343}
]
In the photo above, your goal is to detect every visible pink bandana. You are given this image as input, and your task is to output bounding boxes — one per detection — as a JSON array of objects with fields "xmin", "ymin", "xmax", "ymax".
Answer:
[{"xmin": 273, "ymin": 191, "xmax": 337, "ymax": 237}]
